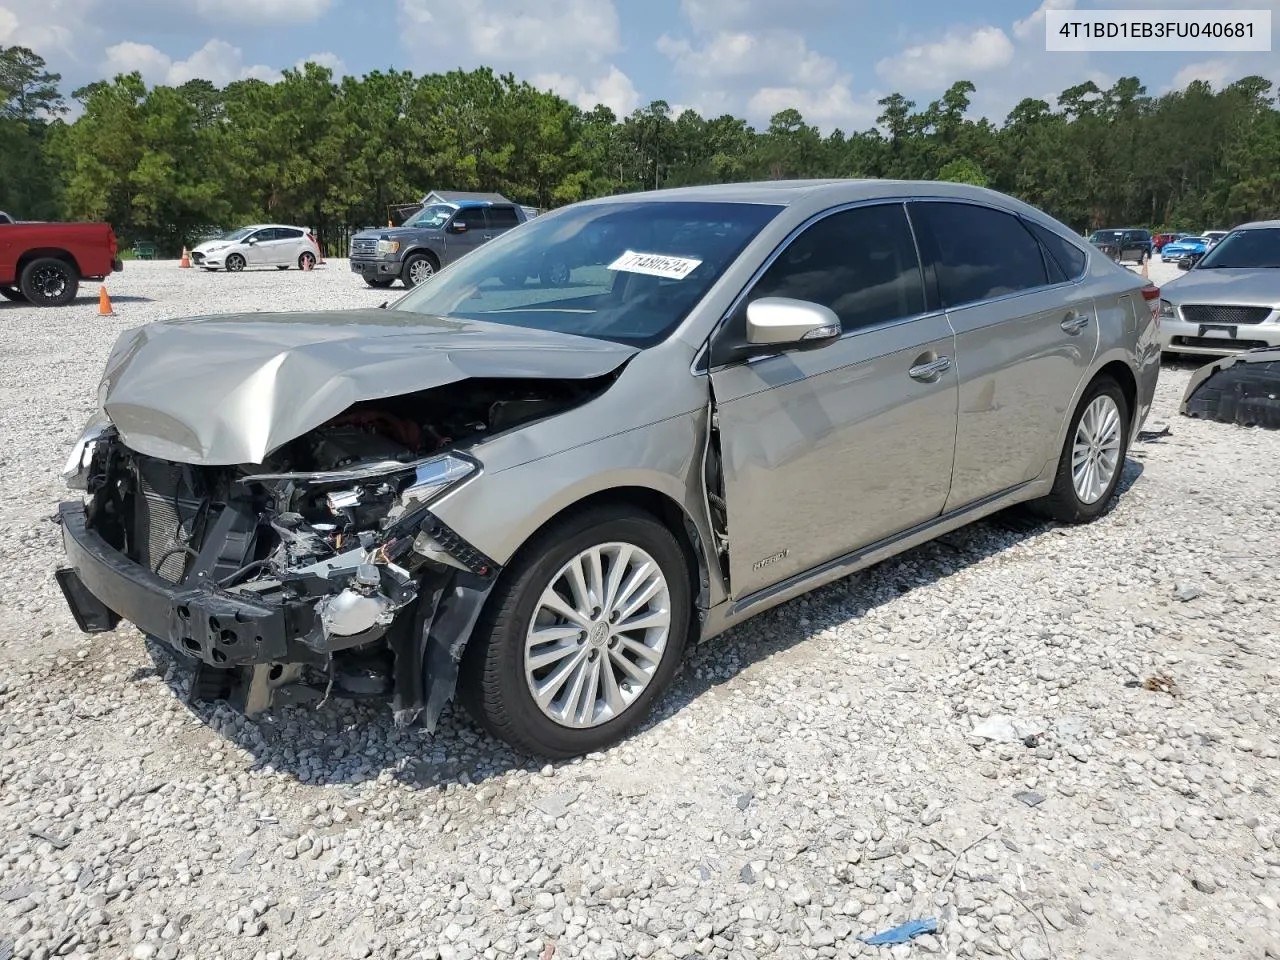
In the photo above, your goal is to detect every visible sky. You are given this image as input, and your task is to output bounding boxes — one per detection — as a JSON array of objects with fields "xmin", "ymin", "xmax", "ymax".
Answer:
[{"xmin": 2, "ymin": 0, "xmax": 1278, "ymax": 131}]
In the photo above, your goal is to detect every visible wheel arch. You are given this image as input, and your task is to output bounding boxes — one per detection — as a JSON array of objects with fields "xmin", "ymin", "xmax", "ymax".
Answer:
[
  {"xmin": 17, "ymin": 247, "xmax": 81, "ymax": 278},
  {"xmin": 402, "ymin": 246, "xmax": 440, "ymax": 269}
]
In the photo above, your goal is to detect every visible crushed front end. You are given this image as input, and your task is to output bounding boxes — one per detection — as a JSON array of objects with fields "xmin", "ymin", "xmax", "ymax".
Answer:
[{"xmin": 51, "ymin": 393, "xmax": 543, "ymax": 729}]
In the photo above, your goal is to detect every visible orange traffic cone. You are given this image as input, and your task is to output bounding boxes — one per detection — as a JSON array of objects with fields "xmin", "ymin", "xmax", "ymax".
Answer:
[
  {"xmin": 98, "ymin": 286, "xmax": 113, "ymax": 315},
  {"xmin": 180, "ymin": 247, "xmax": 191, "ymax": 268}
]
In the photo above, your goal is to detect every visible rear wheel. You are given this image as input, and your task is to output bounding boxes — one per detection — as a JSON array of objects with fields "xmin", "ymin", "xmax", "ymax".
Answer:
[
  {"xmin": 298, "ymin": 251, "xmax": 317, "ymax": 271},
  {"xmin": 1032, "ymin": 376, "xmax": 1130, "ymax": 524},
  {"xmin": 19, "ymin": 257, "xmax": 79, "ymax": 306},
  {"xmin": 225, "ymin": 253, "xmax": 246, "ymax": 273},
  {"xmin": 0, "ymin": 284, "xmax": 26, "ymax": 302},
  {"xmin": 458, "ymin": 506, "xmax": 692, "ymax": 758},
  {"xmin": 540, "ymin": 258, "xmax": 570, "ymax": 287}
]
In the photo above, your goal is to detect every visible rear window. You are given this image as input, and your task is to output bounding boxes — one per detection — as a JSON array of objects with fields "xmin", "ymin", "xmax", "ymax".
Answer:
[
  {"xmin": 1025, "ymin": 220, "xmax": 1088, "ymax": 280},
  {"xmin": 488, "ymin": 206, "xmax": 521, "ymax": 229}
]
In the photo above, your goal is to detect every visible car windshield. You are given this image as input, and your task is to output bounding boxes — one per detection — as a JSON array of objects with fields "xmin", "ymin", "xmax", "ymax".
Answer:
[
  {"xmin": 1090, "ymin": 231, "xmax": 1122, "ymax": 242},
  {"xmin": 408, "ymin": 204, "xmax": 457, "ymax": 228},
  {"xmin": 218, "ymin": 227, "xmax": 256, "ymax": 241},
  {"xmin": 1195, "ymin": 228, "xmax": 1280, "ymax": 269},
  {"xmin": 390, "ymin": 200, "xmax": 783, "ymax": 346}
]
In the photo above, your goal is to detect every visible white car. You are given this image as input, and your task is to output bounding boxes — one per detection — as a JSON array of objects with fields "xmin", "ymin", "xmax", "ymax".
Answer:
[{"xmin": 192, "ymin": 225, "xmax": 320, "ymax": 272}]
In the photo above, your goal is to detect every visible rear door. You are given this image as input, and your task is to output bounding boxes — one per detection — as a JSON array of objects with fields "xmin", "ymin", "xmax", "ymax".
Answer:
[
  {"xmin": 708, "ymin": 201, "xmax": 958, "ymax": 599},
  {"xmin": 273, "ymin": 227, "xmax": 306, "ymax": 264},
  {"xmin": 486, "ymin": 204, "xmax": 522, "ymax": 240},
  {"xmin": 908, "ymin": 200, "xmax": 1098, "ymax": 510}
]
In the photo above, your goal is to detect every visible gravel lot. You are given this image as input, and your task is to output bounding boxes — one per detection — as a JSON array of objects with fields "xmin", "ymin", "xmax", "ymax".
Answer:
[{"xmin": 1, "ymin": 259, "xmax": 1278, "ymax": 960}]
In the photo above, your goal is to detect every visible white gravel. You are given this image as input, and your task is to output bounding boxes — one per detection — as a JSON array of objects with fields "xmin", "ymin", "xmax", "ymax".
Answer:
[{"xmin": 1, "ymin": 259, "xmax": 1278, "ymax": 960}]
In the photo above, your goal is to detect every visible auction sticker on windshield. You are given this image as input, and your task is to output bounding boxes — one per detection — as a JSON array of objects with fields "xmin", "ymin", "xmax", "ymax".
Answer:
[{"xmin": 608, "ymin": 250, "xmax": 703, "ymax": 280}]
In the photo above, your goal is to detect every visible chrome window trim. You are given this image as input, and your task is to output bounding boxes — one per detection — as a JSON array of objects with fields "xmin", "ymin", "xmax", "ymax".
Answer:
[{"xmin": 693, "ymin": 194, "xmax": 1089, "ymax": 375}]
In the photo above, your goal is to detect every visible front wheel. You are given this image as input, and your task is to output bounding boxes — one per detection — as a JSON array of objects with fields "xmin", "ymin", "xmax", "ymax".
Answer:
[
  {"xmin": 458, "ymin": 506, "xmax": 692, "ymax": 758},
  {"xmin": 19, "ymin": 257, "xmax": 79, "ymax": 306},
  {"xmin": 225, "ymin": 253, "xmax": 246, "ymax": 273},
  {"xmin": 364, "ymin": 277, "xmax": 395, "ymax": 289},
  {"xmin": 276, "ymin": 265, "xmax": 289, "ymax": 271},
  {"xmin": 401, "ymin": 253, "xmax": 436, "ymax": 287},
  {"xmin": 0, "ymin": 284, "xmax": 26, "ymax": 302},
  {"xmin": 1031, "ymin": 376, "xmax": 1130, "ymax": 524}
]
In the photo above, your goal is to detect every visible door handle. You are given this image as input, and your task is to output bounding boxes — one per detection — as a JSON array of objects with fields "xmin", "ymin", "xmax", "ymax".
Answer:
[
  {"xmin": 908, "ymin": 356, "xmax": 952, "ymax": 382},
  {"xmin": 1061, "ymin": 311, "xmax": 1090, "ymax": 334}
]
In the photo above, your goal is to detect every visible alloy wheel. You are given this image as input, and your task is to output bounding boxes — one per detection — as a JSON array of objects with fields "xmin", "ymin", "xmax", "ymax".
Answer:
[
  {"xmin": 523, "ymin": 542, "xmax": 672, "ymax": 729},
  {"xmin": 409, "ymin": 258, "xmax": 434, "ymax": 284},
  {"xmin": 1071, "ymin": 394, "xmax": 1122, "ymax": 504}
]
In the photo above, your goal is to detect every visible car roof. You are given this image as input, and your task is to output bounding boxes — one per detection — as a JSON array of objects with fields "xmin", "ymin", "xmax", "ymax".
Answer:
[
  {"xmin": 572, "ymin": 179, "xmax": 1068, "ymax": 220},
  {"xmin": 1233, "ymin": 220, "xmax": 1280, "ymax": 230}
]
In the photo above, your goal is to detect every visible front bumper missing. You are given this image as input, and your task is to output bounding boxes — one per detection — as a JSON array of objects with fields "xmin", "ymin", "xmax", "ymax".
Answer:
[{"xmin": 55, "ymin": 501, "xmax": 501, "ymax": 729}]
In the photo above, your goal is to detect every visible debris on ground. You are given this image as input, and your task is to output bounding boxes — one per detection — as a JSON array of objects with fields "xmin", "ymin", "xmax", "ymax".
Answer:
[{"xmin": 858, "ymin": 918, "xmax": 940, "ymax": 945}]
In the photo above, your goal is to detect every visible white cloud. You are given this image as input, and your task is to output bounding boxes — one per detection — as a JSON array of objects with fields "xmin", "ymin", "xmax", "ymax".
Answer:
[
  {"xmin": 296, "ymin": 51, "xmax": 346, "ymax": 76},
  {"xmin": 1169, "ymin": 56, "xmax": 1280, "ymax": 92},
  {"xmin": 398, "ymin": 0, "xmax": 621, "ymax": 67},
  {"xmin": 0, "ymin": 0, "xmax": 93, "ymax": 55},
  {"xmin": 1012, "ymin": 0, "xmax": 1075, "ymax": 41},
  {"xmin": 102, "ymin": 38, "xmax": 280, "ymax": 87},
  {"xmin": 679, "ymin": 0, "xmax": 845, "ymax": 34},
  {"xmin": 193, "ymin": 0, "xmax": 332, "ymax": 22},
  {"xmin": 748, "ymin": 83, "xmax": 881, "ymax": 130},
  {"xmin": 530, "ymin": 65, "xmax": 640, "ymax": 115},
  {"xmin": 658, "ymin": 30, "xmax": 839, "ymax": 87},
  {"xmin": 875, "ymin": 26, "xmax": 1015, "ymax": 89}
]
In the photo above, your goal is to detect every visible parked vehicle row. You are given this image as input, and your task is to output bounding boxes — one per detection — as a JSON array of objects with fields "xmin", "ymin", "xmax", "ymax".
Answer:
[
  {"xmin": 55, "ymin": 179, "xmax": 1160, "ymax": 757},
  {"xmin": 1087, "ymin": 228, "xmax": 1153, "ymax": 263}
]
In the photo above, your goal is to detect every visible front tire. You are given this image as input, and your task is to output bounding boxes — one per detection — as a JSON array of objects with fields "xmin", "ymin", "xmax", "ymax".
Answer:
[
  {"xmin": 458, "ymin": 506, "xmax": 692, "ymax": 758},
  {"xmin": 225, "ymin": 253, "xmax": 246, "ymax": 273},
  {"xmin": 1032, "ymin": 376, "xmax": 1130, "ymax": 524},
  {"xmin": 364, "ymin": 277, "xmax": 395, "ymax": 289},
  {"xmin": 401, "ymin": 253, "xmax": 436, "ymax": 287},
  {"xmin": 276, "ymin": 265, "xmax": 289, "ymax": 271},
  {"xmin": 19, "ymin": 257, "xmax": 79, "ymax": 306}
]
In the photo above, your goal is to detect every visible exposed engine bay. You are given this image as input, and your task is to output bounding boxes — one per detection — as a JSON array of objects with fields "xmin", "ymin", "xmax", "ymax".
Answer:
[{"xmin": 59, "ymin": 376, "xmax": 610, "ymax": 726}]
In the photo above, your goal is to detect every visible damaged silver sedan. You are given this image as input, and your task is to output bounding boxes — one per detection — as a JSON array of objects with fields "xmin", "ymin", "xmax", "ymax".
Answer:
[{"xmin": 56, "ymin": 180, "xmax": 1160, "ymax": 758}]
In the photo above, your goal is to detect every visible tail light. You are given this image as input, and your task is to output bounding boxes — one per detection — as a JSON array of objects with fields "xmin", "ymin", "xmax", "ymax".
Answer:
[
  {"xmin": 1141, "ymin": 284, "xmax": 1160, "ymax": 320},
  {"xmin": 108, "ymin": 231, "xmax": 118, "ymax": 257}
]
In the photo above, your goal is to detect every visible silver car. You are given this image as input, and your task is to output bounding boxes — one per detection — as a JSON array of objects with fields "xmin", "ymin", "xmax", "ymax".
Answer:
[
  {"xmin": 1158, "ymin": 220, "xmax": 1280, "ymax": 357},
  {"xmin": 55, "ymin": 180, "xmax": 1160, "ymax": 758}
]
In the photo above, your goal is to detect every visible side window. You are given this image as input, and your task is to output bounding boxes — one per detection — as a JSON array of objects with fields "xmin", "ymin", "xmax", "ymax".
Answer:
[
  {"xmin": 487, "ymin": 205, "xmax": 521, "ymax": 229},
  {"xmin": 277, "ymin": 228, "xmax": 304, "ymax": 240},
  {"xmin": 910, "ymin": 201, "xmax": 1049, "ymax": 307},
  {"xmin": 453, "ymin": 207, "xmax": 487, "ymax": 231},
  {"xmin": 248, "ymin": 229, "xmax": 274, "ymax": 243},
  {"xmin": 1024, "ymin": 220, "xmax": 1088, "ymax": 281},
  {"xmin": 746, "ymin": 203, "xmax": 926, "ymax": 334}
]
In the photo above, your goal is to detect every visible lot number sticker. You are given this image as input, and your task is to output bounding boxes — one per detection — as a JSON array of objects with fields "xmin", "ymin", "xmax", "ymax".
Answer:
[{"xmin": 608, "ymin": 250, "xmax": 703, "ymax": 280}]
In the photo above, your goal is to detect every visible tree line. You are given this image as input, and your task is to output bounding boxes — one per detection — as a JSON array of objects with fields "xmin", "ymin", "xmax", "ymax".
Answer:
[{"xmin": 2, "ymin": 44, "xmax": 1279, "ymax": 256}]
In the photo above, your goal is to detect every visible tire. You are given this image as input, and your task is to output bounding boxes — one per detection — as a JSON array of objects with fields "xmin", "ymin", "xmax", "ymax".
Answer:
[
  {"xmin": 19, "ymin": 257, "xmax": 79, "ymax": 306},
  {"xmin": 0, "ymin": 284, "xmax": 26, "ymax": 302},
  {"xmin": 225, "ymin": 253, "xmax": 246, "ymax": 272},
  {"xmin": 540, "ymin": 258, "xmax": 570, "ymax": 287},
  {"xmin": 364, "ymin": 277, "xmax": 395, "ymax": 289},
  {"xmin": 298, "ymin": 251, "xmax": 317, "ymax": 271},
  {"xmin": 400, "ymin": 252, "xmax": 436, "ymax": 287},
  {"xmin": 458, "ymin": 506, "xmax": 692, "ymax": 758},
  {"xmin": 276, "ymin": 265, "xmax": 290, "ymax": 271},
  {"xmin": 1031, "ymin": 376, "xmax": 1130, "ymax": 524}
]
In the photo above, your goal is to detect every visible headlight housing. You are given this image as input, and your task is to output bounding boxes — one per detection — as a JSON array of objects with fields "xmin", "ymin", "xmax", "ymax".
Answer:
[
  {"xmin": 376, "ymin": 239, "xmax": 400, "ymax": 255},
  {"xmin": 1158, "ymin": 299, "xmax": 1175, "ymax": 320},
  {"xmin": 62, "ymin": 417, "xmax": 111, "ymax": 491}
]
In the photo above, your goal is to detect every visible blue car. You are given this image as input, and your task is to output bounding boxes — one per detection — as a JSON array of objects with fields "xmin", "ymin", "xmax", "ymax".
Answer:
[{"xmin": 1161, "ymin": 235, "xmax": 1209, "ymax": 261}]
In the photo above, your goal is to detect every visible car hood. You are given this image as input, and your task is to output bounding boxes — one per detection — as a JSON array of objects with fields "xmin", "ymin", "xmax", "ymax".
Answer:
[
  {"xmin": 353, "ymin": 226, "xmax": 440, "ymax": 240},
  {"xmin": 97, "ymin": 309, "xmax": 638, "ymax": 466},
  {"xmin": 193, "ymin": 239, "xmax": 237, "ymax": 253},
  {"xmin": 1163, "ymin": 268, "xmax": 1280, "ymax": 304}
]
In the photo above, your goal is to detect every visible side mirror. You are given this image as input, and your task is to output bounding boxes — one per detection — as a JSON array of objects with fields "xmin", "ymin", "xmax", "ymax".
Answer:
[
  {"xmin": 449, "ymin": 221, "xmax": 468, "ymax": 234},
  {"xmin": 246, "ymin": 238, "xmax": 257, "ymax": 245},
  {"xmin": 745, "ymin": 297, "xmax": 841, "ymax": 349}
]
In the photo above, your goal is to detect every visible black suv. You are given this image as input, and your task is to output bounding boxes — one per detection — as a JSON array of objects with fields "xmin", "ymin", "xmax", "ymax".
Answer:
[{"xmin": 1087, "ymin": 228, "xmax": 1152, "ymax": 264}]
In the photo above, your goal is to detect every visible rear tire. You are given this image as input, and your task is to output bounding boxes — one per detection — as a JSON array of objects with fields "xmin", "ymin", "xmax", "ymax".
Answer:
[
  {"xmin": 0, "ymin": 284, "xmax": 26, "ymax": 302},
  {"xmin": 298, "ymin": 251, "xmax": 317, "ymax": 270},
  {"xmin": 1031, "ymin": 376, "xmax": 1130, "ymax": 524},
  {"xmin": 458, "ymin": 506, "xmax": 692, "ymax": 759},
  {"xmin": 19, "ymin": 257, "xmax": 79, "ymax": 306}
]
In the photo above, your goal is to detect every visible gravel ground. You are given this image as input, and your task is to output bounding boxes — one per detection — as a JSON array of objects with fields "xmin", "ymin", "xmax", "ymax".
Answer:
[{"xmin": 1, "ymin": 259, "xmax": 1278, "ymax": 960}]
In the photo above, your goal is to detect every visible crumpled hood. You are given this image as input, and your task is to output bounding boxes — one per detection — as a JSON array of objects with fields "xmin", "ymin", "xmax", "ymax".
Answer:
[
  {"xmin": 1163, "ymin": 268, "xmax": 1280, "ymax": 304},
  {"xmin": 97, "ymin": 309, "xmax": 638, "ymax": 466}
]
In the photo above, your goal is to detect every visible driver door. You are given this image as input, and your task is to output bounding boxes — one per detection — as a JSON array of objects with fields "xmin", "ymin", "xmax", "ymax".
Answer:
[
  {"xmin": 707, "ymin": 202, "xmax": 959, "ymax": 600},
  {"xmin": 444, "ymin": 208, "xmax": 489, "ymax": 264},
  {"xmin": 242, "ymin": 228, "xmax": 273, "ymax": 266}
]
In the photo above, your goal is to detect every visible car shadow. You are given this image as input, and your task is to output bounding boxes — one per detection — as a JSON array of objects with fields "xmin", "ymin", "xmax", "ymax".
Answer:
[
  {"xmin": 140, "ymin": 456, "xmax": 1146, "ymax": 791},
  {"xmin": 0, "ymin": 294, "xmax": 154, "ymax": 308}
]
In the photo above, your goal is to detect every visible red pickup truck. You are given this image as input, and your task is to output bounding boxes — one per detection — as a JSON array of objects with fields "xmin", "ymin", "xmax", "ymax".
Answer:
[{"xmin": 0, "ymin": 214, "xmax": 123, "ymax": 307}]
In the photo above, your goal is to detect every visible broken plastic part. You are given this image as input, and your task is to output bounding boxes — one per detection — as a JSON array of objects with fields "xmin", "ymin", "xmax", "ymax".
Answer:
[{"xmin": 1180, "ymin": 348, "xmax": 1280, "ymax": 429}]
